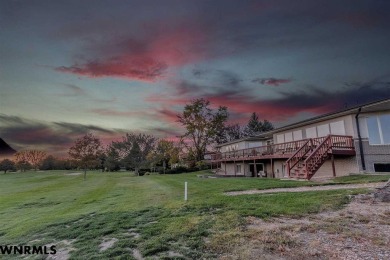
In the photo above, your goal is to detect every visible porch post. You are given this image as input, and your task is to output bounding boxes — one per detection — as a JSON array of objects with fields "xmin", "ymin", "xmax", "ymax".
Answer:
[
  {"xmin": 254, "ymin": 159, "xmax": 258, "ymax": 178},
  {"xmin": 234, "ymin": 160, "xmax": 236, "ymax": 177},
  {"xmin": 243, "ymin": 160, "xmax": 246, "ymax": 177},
  {"xmin": 331, "ymin": 154, "xmax": 336, "ymax": 177},
  {"xmin": 224, "ymin": 161, "xmax": 227, "ymax": 175},
  {"xmin": 271, "ymin": 158, "xmax": 274, "ymax": 178}
]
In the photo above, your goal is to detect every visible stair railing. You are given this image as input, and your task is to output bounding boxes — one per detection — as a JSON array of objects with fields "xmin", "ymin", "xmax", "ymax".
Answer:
[
  {"xmin": 304, "ymin": 135, "xmax": 332, "ymax": 179},
  {"xmin": 286, "ymin": 139, "xmax": 312, "ymax": 177}
]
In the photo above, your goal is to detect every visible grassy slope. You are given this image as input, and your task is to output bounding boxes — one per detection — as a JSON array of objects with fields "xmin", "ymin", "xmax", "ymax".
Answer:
[{"xmin": 0, "ymin": 171, "xmax": 388, "ymax": 259}]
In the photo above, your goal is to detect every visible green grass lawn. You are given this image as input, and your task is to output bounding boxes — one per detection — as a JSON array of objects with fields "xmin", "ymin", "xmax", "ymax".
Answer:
[{"xmin": 0, "ymin": 170, "xmax": 388, "ymax": 259}]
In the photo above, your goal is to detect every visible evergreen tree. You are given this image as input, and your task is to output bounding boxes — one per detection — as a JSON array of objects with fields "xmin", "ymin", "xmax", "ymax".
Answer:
[{"xmin": 244, "ymin": 112, "xmax": 274, "ymax": 136}]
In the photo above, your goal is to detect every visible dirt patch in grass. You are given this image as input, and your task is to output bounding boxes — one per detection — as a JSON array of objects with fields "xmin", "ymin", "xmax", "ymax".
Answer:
[
  {"xmin": 64, "ymin": 172, "xmax": 82, "ymax": 176},
  {"xmin": 132, "ymin": 248, "xmax": 144, "ymax": 260},
  {"xmin": 99, "ymin": 237, "xmax": 118, "ymax": 252},
  {"xmin": 221, "ymin": 191, "xmax": 390, "ymax": 259},
  {"xmin": 225, "ymin": 182, "xmax": 384, "ymax": 196},
  {"xmin": 46, "ymin": 239, "xmax": 76, "ymax": 260}
]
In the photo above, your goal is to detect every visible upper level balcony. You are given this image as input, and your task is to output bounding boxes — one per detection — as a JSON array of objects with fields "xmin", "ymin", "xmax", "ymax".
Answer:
[{"xmin": 210, "ymin": 135, "xmax": 355, "ymax": 162}]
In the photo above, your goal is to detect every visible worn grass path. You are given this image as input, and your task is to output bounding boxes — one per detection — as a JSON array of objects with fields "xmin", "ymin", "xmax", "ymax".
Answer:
[
  {"xmin": 226, "ymin": 182, "xmax": 385, "ymax": 195},
  {"xmin": 1, "ymin": 171, "xmax": 389, "ymax": 259}
]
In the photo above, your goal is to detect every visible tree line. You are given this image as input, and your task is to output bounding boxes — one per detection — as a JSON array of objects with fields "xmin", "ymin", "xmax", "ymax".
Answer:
[{"xmin": 0, "ymin": 98, "xmax": 273, "ymax": 175}]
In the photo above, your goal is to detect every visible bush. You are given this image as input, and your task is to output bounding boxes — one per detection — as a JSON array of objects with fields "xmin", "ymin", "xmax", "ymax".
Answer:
[{"xmin": 158, "ymin": 166, "xmax": 201, "ymax": 174}]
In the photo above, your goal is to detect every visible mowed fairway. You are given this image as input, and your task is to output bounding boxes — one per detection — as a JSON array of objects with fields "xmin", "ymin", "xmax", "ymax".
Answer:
[{"xmin": 0, "ymin": 171, "xmax": 386, "ymax": 259}]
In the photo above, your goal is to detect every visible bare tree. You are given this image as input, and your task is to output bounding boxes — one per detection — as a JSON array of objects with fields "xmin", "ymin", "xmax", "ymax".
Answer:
[{"xmin": 14, "ymin": 150, "xmax": 46, "ymax": 171}]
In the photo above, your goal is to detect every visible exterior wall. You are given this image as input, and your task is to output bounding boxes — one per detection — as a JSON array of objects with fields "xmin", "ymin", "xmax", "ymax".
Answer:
[
  {"xmin": 219, "ymin": 156, "xmax": 361, "ymax": 178},
  {"xmin": 220, "ymin": 162, "xmax": 250, "ymax": 176},
  {"xmin": 354, "ymin": 111, "xmax": 390, "ymax": 172},
  {"xmin": 274, "ymin": 115, "xmax": 356, "ymax": 144},
  {"xmin": 312, "ymin": 156, "xmax": 359, "ymax": 179},
  {"xmin": 273, "ymin": 160, "xmax": 286, "ymax": 178},
  {"xmin": 220, "ymin": 140, "xmax": 271, "ymax": 152},
  {"xmin": 354, "ymin": 139, "xmax": 390, "ymax": 172}
]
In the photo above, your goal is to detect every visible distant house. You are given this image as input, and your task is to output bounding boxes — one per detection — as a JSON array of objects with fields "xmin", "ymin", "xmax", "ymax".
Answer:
[{"xmin": 210, "ymin": 98, "xmax": 390, "ymax": 180}]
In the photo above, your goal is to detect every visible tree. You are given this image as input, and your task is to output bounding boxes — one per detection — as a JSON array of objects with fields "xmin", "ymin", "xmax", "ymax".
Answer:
[
  {"xmin": 68, "ymin": 133, "xmax": 103, "ymax": 180},
  {"xmin": 0, "ymin": 159, "xmax": 16, "ymax": 173},
  {"xmin": 27, "ymin": 150, "xmax": 47, "ymax": 170},
  {"xmin": 215, "ymin": 124, "xmax": 245, "ymax": 144},
  {"xmin": 178, "ymin": 98, "xmax": 228, "ymax": 162},
  {"xmin": 244, "ymin": 112, "xmax": 274, "ymax": 136},
  {"xmin": 14, "ymin": 150, "xmax": 46, "ymax": 171},
  {"xmin": 110, "ymin": 133, "xmax": 157, "ymax": 175},
  {"xmin": 16, "ymin": 160, "xmax": 32, "ymax": 172},
  {"xmin": 40, "ymin": 155, "xmax": 56, "ymax": 170},
  {"xmin": 104, "ymin": 145, "xmax": 121, "ymax": 172},
  {"xmin": 147, "ymin": 139, "xmax": 181, "ymax": 173}
]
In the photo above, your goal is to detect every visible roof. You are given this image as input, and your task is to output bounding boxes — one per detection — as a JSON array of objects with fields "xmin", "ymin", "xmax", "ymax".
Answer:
[
  {"xmin": 265, "ymin": 98, "xmax": 390, "ymax": 135},
  {"xmin": 217, "ymin": 98, "xmax": 390, "ymax": 147}
]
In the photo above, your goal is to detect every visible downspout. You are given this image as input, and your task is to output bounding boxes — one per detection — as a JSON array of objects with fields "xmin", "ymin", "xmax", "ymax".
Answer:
[{"xmin": 355, "ymin": 108, "xmax": 366, "ymax": 171}]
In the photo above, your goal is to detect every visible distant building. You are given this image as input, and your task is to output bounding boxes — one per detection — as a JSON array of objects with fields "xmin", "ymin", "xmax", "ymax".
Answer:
[{"xmin": 210, "ymin": 98, "xmax": 390, "ymax": 179}]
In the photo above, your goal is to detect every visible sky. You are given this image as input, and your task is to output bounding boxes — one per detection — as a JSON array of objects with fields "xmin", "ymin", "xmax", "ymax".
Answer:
[{"xmin": 1, "ymin": 0, "xmax": 390, "ymax": 156}]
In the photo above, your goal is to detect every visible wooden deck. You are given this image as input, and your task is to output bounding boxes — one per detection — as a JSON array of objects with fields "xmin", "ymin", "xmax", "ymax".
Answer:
[{"xmin": 210, "ymin": 135, "xmax": 355, "ymax": 162}]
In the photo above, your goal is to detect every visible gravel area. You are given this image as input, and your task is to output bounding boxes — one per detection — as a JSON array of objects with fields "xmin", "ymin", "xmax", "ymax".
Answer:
[
  {"xmin": 219, "ymin": 181, "xmax": 390, "ymax": 260},
  {"xmin": 225, "ymin": 182, "xmax": 384, "ymax": 196}
]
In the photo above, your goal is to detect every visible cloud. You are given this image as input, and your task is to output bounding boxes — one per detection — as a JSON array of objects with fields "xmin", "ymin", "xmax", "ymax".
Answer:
[
  {"xmin": 252, "ymin": 77, "xmax": 292, "ymax": 86},
  {"xmin": 0, "ymin": 114, "xmax": 123, "ymax": 157},
  {"xmin": 148, "ymin": 127, "xmax": 182, "ymax": 137},
  {"xmin": 62, "ymin": 84, "xmax": 86, "ymax": 96},
  {"xmin": 56, "ymin": 58, "xmax": 168, "ymax": 82},
  {"xmin": 55, "ymin": 23, "xmax": 211, "ymax": 81},
  {"xmin": 90, "ymin": 108, "xmax": 152, "ymax": 117},
  {"xmin": 148, "ymin": 72, "xmax": 390, "ymax": 125}
]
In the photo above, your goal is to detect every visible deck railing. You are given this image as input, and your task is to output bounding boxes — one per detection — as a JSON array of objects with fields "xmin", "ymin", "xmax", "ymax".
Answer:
[{"xmin": 210, "ymin": 135, "xmax": 354, "ymax": 161}]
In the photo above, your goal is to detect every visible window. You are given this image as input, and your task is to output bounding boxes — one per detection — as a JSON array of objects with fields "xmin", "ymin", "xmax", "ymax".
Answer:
[
  {"xmin": 379, "ymin": 114, "xmax": 390, "ymax": 144},
  {"xmin": 285, "ymin": 132, "xmax": 293, "ymax": 142},
  {"xmin": 330, "ymin": 121, "xmax": 346, "ymax": 135},
  {"xmin": 276, "ymin": 134, "xmax": 285, "ymax": 144},
  {"xmin": 236, "ymin": 165, "xmax": 241, "ymax": 173},
  {"xmin": 367, "ymin": 114, "xmax": 390, "ymax": 145},
  {"xmin": 317, "ymin": 124, "xmax": 330, "ymax": 137},
  {"xmin": 293, "ymin": 130, "xmax": 303, "ymax": 140},
  {"xmin": 306, "ymin": 127, "xmax": 317, "ymax": 138},
  {"xmin": 374, "ymin": 163, "xmax": 390, "ymax": 172}
]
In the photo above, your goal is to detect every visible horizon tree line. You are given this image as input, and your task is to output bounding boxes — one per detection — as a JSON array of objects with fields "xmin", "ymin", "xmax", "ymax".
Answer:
[{"xmin": 0, "ymin": 98, "xmax": 273, "ymax": 174}]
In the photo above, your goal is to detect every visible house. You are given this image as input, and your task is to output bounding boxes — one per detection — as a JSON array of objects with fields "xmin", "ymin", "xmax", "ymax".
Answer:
[{"xmin": 210, "ymin": 98, "xmax": 390, "ymax": 180}]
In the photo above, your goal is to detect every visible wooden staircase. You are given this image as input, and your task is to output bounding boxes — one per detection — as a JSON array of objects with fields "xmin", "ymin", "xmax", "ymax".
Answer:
[{"xmin": 286, "ymin": 135, "xmax": 334, "ymax": 180}]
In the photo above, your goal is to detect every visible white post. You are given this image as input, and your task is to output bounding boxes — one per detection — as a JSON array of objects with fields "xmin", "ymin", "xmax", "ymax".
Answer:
[{"xmin": 184, "ymin": 181, "xmax": 188, "ymax": 201}]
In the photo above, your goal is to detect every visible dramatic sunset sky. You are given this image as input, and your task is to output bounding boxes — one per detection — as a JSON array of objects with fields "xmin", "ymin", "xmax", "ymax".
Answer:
[{"xmin": 1, "ymin": 0, "xmax": 390, "ymax": 156}]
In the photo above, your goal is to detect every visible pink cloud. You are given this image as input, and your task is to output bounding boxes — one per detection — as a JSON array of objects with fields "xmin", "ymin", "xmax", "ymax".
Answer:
[
  {"xmin": 56, "ymin": 57, "xmax": 167, "ymax": 82},
  {"xmin": 56, "ymin": 24, "xmax": 210, "ymax": 81}
]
